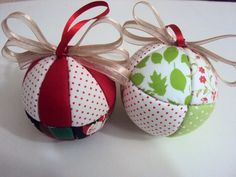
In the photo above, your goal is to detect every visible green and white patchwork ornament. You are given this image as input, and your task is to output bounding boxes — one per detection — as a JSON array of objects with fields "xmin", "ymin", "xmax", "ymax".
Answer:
[
  {"xmin": 121, "ymin": 1, "xmax": 236, "ymax": 137},
  {"xmin": 122, "ymin": 43, "xmax": 218, "ymax": 136}
]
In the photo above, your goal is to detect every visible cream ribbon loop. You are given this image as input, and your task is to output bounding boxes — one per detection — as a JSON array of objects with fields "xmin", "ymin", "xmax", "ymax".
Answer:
[
  {"xmin": 1, "ymin": 11, "xmax": 130, "ymax": 85},
  {"xmin": 123, "ymin": 1, "xmax": 236, "ymax": 86}
]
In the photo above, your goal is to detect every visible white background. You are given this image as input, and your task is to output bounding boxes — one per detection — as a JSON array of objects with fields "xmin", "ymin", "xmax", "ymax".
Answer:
[{"xmin": 0, "ymin": 0, "xmax": 236, "ymax": 177}]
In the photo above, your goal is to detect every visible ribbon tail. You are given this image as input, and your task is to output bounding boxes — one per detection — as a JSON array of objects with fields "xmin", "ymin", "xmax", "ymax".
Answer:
[
  {"xmin": 188, "ymin": 43, "xmax": 236, "ymax": 86},
  {"xmin": 5, "ymin": 38, "xmax": 55, "ymax": 54},
  {"xmin": 204, "ymin": 56, "xmax": 236, "ymax": 87},
  {"xmin": 188, "ymin": 34, "xmax": 236, "ymax": 45},
  {"xmin": 188, "ymin": 43, "xmax": 236, "ymax": 67},
  {"xmin": 2, "ymin": 45, "xmax": 52, "ymax": 69}
]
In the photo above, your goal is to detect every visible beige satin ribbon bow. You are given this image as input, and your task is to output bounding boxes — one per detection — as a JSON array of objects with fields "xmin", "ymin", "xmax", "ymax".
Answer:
[
  {"xmin": 123, "ymin": 1, "xmax": 236, "ymax": 86},
  {"xmin": 1, "ymin": 12, "xmax": 130, "ymax": 85}
]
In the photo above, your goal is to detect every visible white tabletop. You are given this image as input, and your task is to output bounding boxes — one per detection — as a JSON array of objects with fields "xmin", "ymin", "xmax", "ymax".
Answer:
[{"xmin": 0, "ymin": 0, "xmax": 236, "ymax": 177}]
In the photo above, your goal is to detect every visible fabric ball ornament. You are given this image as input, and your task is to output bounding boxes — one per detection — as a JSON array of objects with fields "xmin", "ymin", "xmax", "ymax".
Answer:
[
  {"xmin": 1, "ymin": 1, "xmax": 129, "ymax": 140},
  {"xmin": 122, "ymin": 43, "xmax": 217, "ymax": 137},
  {"xmin": 120, "ymin": 1, "xmax": 236, "ymax": 137},
  {"xmin": 23, "ymin": 56, "xmax": 116, "ymax": 140}
]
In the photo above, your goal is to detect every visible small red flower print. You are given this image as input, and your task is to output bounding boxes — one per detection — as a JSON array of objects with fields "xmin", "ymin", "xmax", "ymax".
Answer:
[
  {"xmin": 199, "ymin": 76, "xmax": 206, "ymax": 83},
  {"xmin": 199, "ymin": 67, "xmax": 205, "ymax": 73},
  {"xmin": 201, "ymin": 97, "xmax": 208, "ymax": 103},
  {"xmin": 212, "ymin": 91, "xmax": 217, "ymax": 101}
]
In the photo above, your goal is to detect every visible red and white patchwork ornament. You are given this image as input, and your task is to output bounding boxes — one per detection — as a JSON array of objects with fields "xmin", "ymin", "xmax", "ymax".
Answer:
[
  {"xmin": 23, "ymin": 56, "xmax": 116, "ymax": 139},
  {"xmin": 0, "ymin": 1, "xmax": 128, "ymax": 140}
]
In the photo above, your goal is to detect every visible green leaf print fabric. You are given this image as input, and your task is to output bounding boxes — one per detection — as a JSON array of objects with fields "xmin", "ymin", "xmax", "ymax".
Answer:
[
  {"xmin": 164, "ymin": 46, "xmax": 179, "ymax": 63},
  {"xmin": 130, "ymin": 73, "xmax": 144, "ymax": 86},
  {"xmin": 181, "ymin": 54, "xmax": 191, "ymax": 67},
  {"xmin": 149, "ymin": 70, "xmax": 167, "ymax": 96},
  {"xmin": 170, "ymin": 68, "xmax": 187, "ymax": 92},
  {"xmin": 130, "ymin": 45, "xmax": 192, "ymax": 105},
  {"xmin": 136, "ymin": 56, "xmax": 149, "ymax": 68},
  {"xmin": 151, "ymin": 52, "xmax": 162, "ymax": 64}
]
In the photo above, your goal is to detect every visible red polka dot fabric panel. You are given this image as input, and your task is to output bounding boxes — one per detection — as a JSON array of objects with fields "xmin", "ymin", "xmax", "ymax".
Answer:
[
  {"xmin": 67, "ymin": 57, "xmax": 109, "ymax": 127},
  {"xmin": 123, "ymin": 81, "xmax": 187, "ymax": 136}
]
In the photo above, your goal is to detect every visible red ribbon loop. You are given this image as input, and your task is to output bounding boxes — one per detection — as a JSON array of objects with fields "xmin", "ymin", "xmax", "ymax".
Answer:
[
  {"xmin": 166, "ymin": 24, "xmax": 186, "ymax": 47},
  {"xmin": 56, "ymin": 1, "xmax": 110, "ymax": 57}
]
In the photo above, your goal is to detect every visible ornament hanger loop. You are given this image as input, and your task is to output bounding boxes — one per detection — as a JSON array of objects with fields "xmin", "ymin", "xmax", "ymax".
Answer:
[
  {"xmin": 166, "ymin": 24, "xmax": 186, "ymax": 48},
  {"xmin": 56, "ymin": 1, "xmax": 109, "ymax": 57}
]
